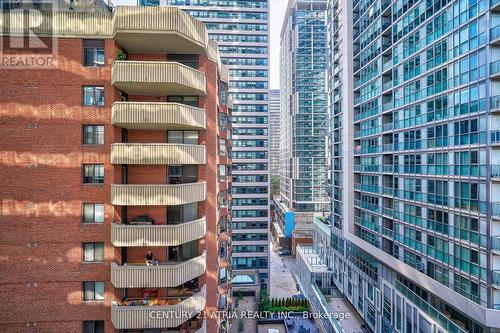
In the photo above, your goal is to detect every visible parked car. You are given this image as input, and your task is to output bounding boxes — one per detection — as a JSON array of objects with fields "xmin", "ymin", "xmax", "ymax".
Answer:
[{"xmin": 278, "ymin": 249, "xmax": 292, "ymax": 256}]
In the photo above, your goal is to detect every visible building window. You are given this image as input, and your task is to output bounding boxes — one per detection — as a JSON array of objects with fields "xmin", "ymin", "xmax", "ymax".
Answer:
[
  {"xmin": 82, "ymin": 203, "xmax": 104, "ymax": 223},
  {"xmin": 219, "ymin": 217, "xmax": 228, "ymax": 233},
  {"xmin": 168, "ymin": 130, "xmax": 198, "ymax": 144},
  {"xmin": 219, "ymin": 112, "xmax": 228, "ymax": 130},
  {"xmin": 167, "ymin": 95, "xmax": 199, "ymax": 107},
  {"xmin": 218, "ymin": 165, "xmax": 227, "ymax": 181},
  {"xmin": 219, "ymin": 138, "xmax": 227, "ymax": 156},
  {"xmin": 83, "ymin": 321, "xmax": 104, "ymax": 333},
  {"xmin": 219, "ymin": 242, "xmax": 228, "ymax": 259},
  {"xmin": 219, "ymin": 267, "xmax": 227, "ymax": 284},
  {"xmin": 168, "ymin": 165, "xmax": 198, "ymax": 184},
  {"xmin": 83, "ymin": 125, "xmax": 104, "ymax": 145},
  {"xmin": 83, "ymin": 242, "xmax": 104, "ymax": 262},
  {"xmin": 83, "ymin": 86, "xmax": 105, "ymax": 107},
  {"xmin": 218, "ymin": 294, "xmax": 227, "ymax": 310},
  {"xmin": 167, "ymin": 203, "xmax": 198, "ymax": 224},
  {"xmin": 217, "ymin": 191, "xmax": 228, "ymax": 209},
  {"xmin": 83, "ymin": 39, "xmax": 104, "ymax": 67},
  {"xmin": 167, "ymin": 54, "xmax": 199, "ymax": 69},
  {"xmin": 83, "ymin": 281, "xmax": 104, "ymax": 301},
  {"xmin": 83, "ymin": 164, "xmax": 104, "ymax": 184}
]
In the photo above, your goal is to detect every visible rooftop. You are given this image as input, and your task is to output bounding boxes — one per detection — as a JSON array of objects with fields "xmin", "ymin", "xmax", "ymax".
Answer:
[
  {"xmin": 257, "ymin": 323, "xmax": 286, "ymax": 333},
  {"xmin": 328, "ymin": 298, "xmax": 366, "ymax": 333}
]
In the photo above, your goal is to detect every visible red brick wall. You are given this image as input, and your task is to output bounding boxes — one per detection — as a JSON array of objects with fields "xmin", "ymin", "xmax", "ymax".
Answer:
[
  {"xmin": 0, "ymin": 37, "xmax": 116, "ymax": 332},
  {"xmin": 126, "ymin": 206, "xmax": 166, "ymax": 224},
  {"xmin": 0, "ymin": 35, "xmax": 228, "ymax": 332},
  {"xmin": 291, "ymin": 236, "xmax": 314, "ymax": 257}
]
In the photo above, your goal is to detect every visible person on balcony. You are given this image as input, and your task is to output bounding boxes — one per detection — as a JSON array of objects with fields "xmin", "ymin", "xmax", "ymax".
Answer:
[
  {"xmin": 145, "ymin": 250, "xmax": 155, "ymax": 266},
  {"xmin": 142, "ymin": 289, "xmax": 151, "ymax": 305}
]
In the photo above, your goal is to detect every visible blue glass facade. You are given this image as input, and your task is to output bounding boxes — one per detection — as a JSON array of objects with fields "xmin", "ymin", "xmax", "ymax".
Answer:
[
  {"xmin": 296, "ymin": 0, "xmax": 500, "ymax": 332},
  {"xmin": 351, "ymin": 0, "xmax": 496, "ymax": 308},
  {"xmin": 279, "ymin": 0, "xmax": 329, "ymax": 216}
]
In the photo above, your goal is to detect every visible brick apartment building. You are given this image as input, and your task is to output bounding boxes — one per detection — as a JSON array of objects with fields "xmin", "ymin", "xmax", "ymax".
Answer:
[{"xmin": 0, "ymin": 3, "xmax": 232, "ymax": 332}]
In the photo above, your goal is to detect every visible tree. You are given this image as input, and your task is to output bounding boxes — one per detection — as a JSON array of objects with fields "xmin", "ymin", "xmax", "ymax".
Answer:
[
  {"xmin": 260, "ymin": 290, "xmax": 271, "ymax": 312},
  {"xmin": 271, "ymin": 175, "xmax": 280, "ymax": 197},
  {"xmin": 238, "ymin": 320, "xmax": 244, "ymax": 332}
]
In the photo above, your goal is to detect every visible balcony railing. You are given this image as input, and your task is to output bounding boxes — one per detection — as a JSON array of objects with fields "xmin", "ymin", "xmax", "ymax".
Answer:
[
  {"xmin": 494, "ymin": 203, "xmax": 500, "ymax": 218},
  {"xmin": 0, "ymin": 9, "xmax": 112, "ymax": 37},
  {"xmin": 494, "ymin": 271, "xmax": 500, "ymax": 288},
  {"xmin": 491, "ymin": 25, "xmax": 500, "ymax": 43},
  {"xmin": 493, "ymin": 165, "xmax": 500, "ymax": 180},
  {"xmin": 395, "ymin": 281, "xmax": 467, "ymax": 333},
  {"xmin": 112, "ymin": 102, "xmax": 205, "ymax": 130},
  {"xmin": 492, "ymin": 131, "xmax": 500, "ymax": 144},
  {"xmin": 493, "ymin": 236, "xmax": 500, "ymax": 253},
  {"xmin": 111, "ymin": 253, "xmax": 206, "ymax": 288},
  {"xmin": 111, "ymin": 182, "xmax": 206, "ymax": 206},
  {"xmin": 491, "ymin": 95, "xmax": 500, "ymax": 111},
  {"xmin": 111, "ymin": 61, "xmax": 206, "ymax": 96},
  {"xmin": 111, "ymin": 286, "xmax": 206, "ymax": 329},
  {"xmin": 113, "ymin": 6, "xmax": 209, "ymax": 54},
  {"xmin": 111, "ymin": 143, "xmax": 206, "ymax": 165},
  {"xmin": 491, "ymin": 60, "xmax": 500, "ymax": 76},
  {"xmin": 310, "ymin": 282, "xmax": 345, "ymax": 333},
  {"xmin": 111, "ymin": 217, "xmax": 206, "ymax": 247}
]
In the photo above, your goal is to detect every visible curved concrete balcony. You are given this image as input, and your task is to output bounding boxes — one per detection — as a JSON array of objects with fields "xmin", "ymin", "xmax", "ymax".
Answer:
[
  {"xmin": 111, "ymin": 182, "xmax": 206, "ymax": 206},
  {"xmin": 113, "ymin": 6, "xmax": 209, "ymax": 54},
  {"xmin": 111, "ymin": 143, "xmax": 206, "ymax": 165},
  {"xmin": 111, "ymin": 286, "xmax": 206, "ymax": 330},
  {"xmin": 111, "ymin": 217, "xmax": 206, "ymax": 247},
  {"xmin": 111, "ymin": 253, "xmax": 206, "ymax": 288},
  {"xmin": 111, "ymin": 61, "xmax": 206, "ymax": 96},
  {"xmin": 111, "ymin": 102, "xmax": 205, "ymax": 130}
]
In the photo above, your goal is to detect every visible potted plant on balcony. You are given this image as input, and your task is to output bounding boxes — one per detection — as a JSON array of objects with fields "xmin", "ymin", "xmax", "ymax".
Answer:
[{"xmin": 117, "ymin": 49, "xmax": 127, "ymax": 60}]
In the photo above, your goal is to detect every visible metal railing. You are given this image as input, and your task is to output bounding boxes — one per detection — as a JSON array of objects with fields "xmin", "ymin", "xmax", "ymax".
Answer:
[{"xmin": 395, "ymin": 281, "xmax": 467, "ymax": 333}]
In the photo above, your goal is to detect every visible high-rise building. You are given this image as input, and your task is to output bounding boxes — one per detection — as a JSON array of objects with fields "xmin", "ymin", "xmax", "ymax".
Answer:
[
  {"xmin": 146, "ymin": 0, "xmax": 271, "ymax": 292},
  {"xmin": 275, "ymin": 0, "xmax": 328, "ymax": 246},
  {"xmin": 0, "ymin": 4, "xmax": 231, "ymax": 333},
  {"xmin": 269, "ymin": 89, "xmax": 280, "ymax": 176},
  {"xmin": 296, "ymin": 0, "xmax": 500, "ymax": 332}
]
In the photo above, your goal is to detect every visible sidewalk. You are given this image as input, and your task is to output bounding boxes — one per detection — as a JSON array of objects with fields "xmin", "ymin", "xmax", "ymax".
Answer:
[{"xmin": 269, "ymin": 241, "xmax": 300, "ymax": 299}]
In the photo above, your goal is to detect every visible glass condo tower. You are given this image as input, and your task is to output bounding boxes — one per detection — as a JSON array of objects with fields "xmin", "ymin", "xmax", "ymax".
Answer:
[
  {"xmin": 296, "ymin": 0, "xmax": 500, "ymax": 332},
  {"xmin": 275, "ymin": 0, "xmax": 329, "ymax": 244}
]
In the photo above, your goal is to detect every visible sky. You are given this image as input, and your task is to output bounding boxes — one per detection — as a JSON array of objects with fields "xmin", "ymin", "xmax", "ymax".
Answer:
[
  {"xmin": 269, "ymin": 0, "xmax": 288, "ymax": 88},
  {"xmin": 113, "ymin": 0, "xmax": 288, "ymax": 89}
]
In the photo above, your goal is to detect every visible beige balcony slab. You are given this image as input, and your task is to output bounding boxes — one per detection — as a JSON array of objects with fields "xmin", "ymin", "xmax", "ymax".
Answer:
[
  {"xmin": 111, "ymin": 61, "xmax": 206, "ymax": 96},
  {"xmin": 111, "ymin": 286, "xmax": 206, "ymax": 329},
  {"xmin": 111, "ymin": 253, "xmax": 206, "ymax": 288},
  {"xmin": 111, "ymin": 218, "xmax": 206, "ymax": 247},
  {"xmin": 111, "ymin": 102, "xmax": 205, "ymax": 130},
  {"xmin": 111, "ymin": 183, "xmax": 206, "ymax": 206},
  {"xmin": 110, "ymin": 143, "xmax": 206, "ymax": 165},
  {"xmin": 113, "ymin": 6, "xmax": 209, "ymax": 54}
]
